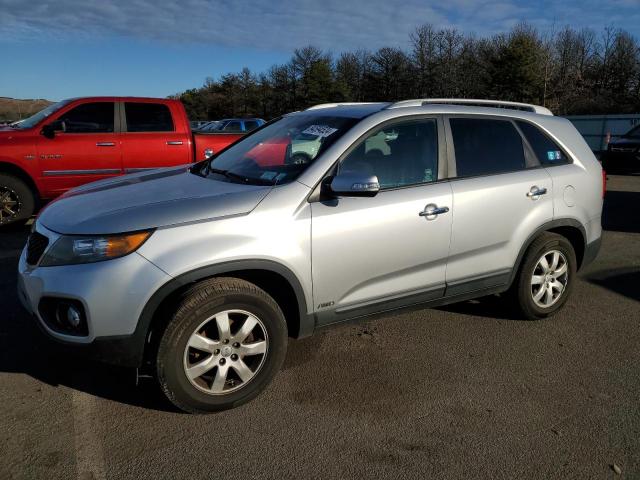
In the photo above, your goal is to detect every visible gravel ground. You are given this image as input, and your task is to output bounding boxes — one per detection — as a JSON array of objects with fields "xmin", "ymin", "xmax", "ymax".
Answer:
[{"xmin": 0, "ymin": 175, "xmax": 638, "ymax": 480}]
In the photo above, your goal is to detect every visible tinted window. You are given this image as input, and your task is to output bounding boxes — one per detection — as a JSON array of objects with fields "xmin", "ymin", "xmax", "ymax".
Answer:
[
  {"xmin": 625, "ymin": 125, "xmax": 640, "ymax": 138},
  {"xmin": 223, "ymin": 121, "xmax": 243, "ymax": 133},
  {"xmin": 244, "ymin": 120, "xmax": 260, "ymax": 131},
  {"xmin": 58, "ymin": 103, "xmax": 114, "ymax": 133},
  {"xmin": 125, "ymin": 102, "xmax": 174, "ymax": 132},
  {"xmin": 450, "ymin": 118, "xmax": 526, "ymax": 177},
  {"xmin": 340, "ymin": 119, "xmax": 438, "ymax": 189},
  {"xmin": 516, "ymin": 121, "xmax": 568, "ymax": 165}
]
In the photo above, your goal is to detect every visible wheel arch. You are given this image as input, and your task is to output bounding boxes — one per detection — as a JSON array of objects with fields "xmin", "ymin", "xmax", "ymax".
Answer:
[
  {"xmin": 509, "ymin": 219, "xmax": 587, "ymax": 287},
  {"xmin": 138, "ymin": 260, "xmax": 313, "ymax": 366},
  {"xmin": 0, "ymin": 161, "xmax": 40, "ymax": 198}
]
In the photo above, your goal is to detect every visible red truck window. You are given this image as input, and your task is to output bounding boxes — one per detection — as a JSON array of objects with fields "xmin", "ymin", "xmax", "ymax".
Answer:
[
  {"xmin": 125, "ymin": 102, "xmax": 174, "ymax": 132},
  {"xmin": 58, "ymin": 102, "xmax": 115, "ymax": 133}
]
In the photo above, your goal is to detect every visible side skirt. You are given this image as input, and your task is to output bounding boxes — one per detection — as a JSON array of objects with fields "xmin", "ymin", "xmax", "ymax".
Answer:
[{"xmin": 314, "ymin": 270, "xmax": 511, "ymax": 331}]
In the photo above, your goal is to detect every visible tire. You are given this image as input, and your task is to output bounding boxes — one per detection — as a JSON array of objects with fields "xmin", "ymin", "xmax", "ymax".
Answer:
[
  {"xmin": 0, "ymin": 174, "xmax": 35, "ymax": 227},
  {"xmin": 510, "ymin": 232, "xmax": 577, "ymax": 320},
  {"xmin": 156, "ymin": 277, "xmax": 288, "ymax": 413},
  {"xmin": 289, "ymin": 153, "xmax": 312, "ymax": 165}
]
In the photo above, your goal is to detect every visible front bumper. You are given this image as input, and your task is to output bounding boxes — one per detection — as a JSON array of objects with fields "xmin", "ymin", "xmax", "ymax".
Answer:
[{"xmin": 18, "ymin": 223, "xmax": 171, "ymax": 366}]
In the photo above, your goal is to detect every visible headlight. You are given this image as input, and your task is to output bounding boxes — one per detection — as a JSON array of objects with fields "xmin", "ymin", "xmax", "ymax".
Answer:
[{"xmin": 40, "ymin": 230, "xmax": 153, "ymax": 267}]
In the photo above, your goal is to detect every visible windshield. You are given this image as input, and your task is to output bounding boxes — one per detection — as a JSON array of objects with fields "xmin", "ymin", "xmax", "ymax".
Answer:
[
  {"xmin": 14, "ymin": 99, "xmax": 73, "ymax": 129},
  {"xmin": 625, "ymin": 125, "xmax": 640, "ymax": 138},
  {"xmin": 198, "ymin": 114, "xmax": 358, "ymax": 185}
]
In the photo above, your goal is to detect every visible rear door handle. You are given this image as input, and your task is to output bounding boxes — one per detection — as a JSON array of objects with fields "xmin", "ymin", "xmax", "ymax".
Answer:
[
  {"xmin": 526, "ymin": 186, "xmax": 547, "ymax": 199},
  {"xmin": 96, "ymin": 142, "xmax": 115, "ymax": 147},
  {"xmin": 167, "ymin": 141, "xmax": 184, "ymax": 145},
  {"xmin": 419, "ymin": 204, "xmax": 449, "ymax": 219}
]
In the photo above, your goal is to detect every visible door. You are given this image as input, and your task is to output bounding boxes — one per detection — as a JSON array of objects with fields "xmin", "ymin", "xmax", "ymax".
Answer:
[
  {"xmin": 444, "ymin": 116, "xmax": 553, "ymax": 294},
  {"xmin": 311, "ymin": 118, "xmax": 453, "ymax": 325},
  {"xmin": 36, "ymin": 101, "xmax": 121, "ymax": 196},
  {"xmin": 120, "ymin": 101, "xmax": 190, "ymax": 173}
]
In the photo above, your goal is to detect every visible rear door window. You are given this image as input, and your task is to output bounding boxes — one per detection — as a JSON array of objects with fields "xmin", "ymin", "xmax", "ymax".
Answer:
[
  {"xmin": 58, "ymin": 102, "xmax": 114, "ymax": 133},
  {"xmin": 125, "ymin": 102, "xmax": 174, "ymax": 132},
  {"xmin": 223, "ymin": 121, "xmax": 243, "ymax": 133},
  {"xmin": 244, "ymin": 120, "xmax": 260, "ymax": 131},
  {"xmin": 516, "ymin": 121, "xmax": 569, "ymax": 165},
  {"xmin": 450, "ymin": 118, "xmax": 526, "ymax": 177}
]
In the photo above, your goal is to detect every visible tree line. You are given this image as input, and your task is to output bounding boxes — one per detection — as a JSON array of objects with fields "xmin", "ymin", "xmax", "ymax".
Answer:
[{"xmin": 174, "ymin": 23, "xmax": 640, "ymax": 120}]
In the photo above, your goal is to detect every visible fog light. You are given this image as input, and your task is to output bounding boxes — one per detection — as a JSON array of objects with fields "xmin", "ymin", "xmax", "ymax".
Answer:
[
  {"xmin": 66, "ymin": 305, "xmax": 81, "ymax": 328},
  {"xmin": 39, "ymin": 297, "xmax": 88, "ymax": 336}
]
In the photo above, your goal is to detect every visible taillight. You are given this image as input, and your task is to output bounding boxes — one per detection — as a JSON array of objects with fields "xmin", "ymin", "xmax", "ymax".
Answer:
[{"xmin": 602, "ymin": 169, "xmax": 607, "ymax": 198}]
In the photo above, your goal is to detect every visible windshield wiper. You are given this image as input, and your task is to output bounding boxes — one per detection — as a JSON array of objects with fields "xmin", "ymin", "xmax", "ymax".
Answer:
[{"xmin": 207, "ymin": 167, "xmax": 273, "ymax": 186}]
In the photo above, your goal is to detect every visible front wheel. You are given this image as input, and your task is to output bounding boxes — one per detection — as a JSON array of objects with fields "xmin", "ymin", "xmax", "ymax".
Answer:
[
  {"xmin": 510, "ymin": 232, "xmax": 577, "ymax": 320},
  {"xmin": 0, "ymin": 174, "xmax": 35, "ymax": 227},
  {"xmin": 156, "ymin": 278, "xmax": 288, "ymax": 413}
]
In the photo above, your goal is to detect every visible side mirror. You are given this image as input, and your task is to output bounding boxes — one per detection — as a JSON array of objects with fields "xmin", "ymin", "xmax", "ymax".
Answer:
[
  {"xmin": 41, "ymin": 120, "xmax": 64, "ymax": 139},
  {"xmin": 41, "ymin": 124, "xmax": 55, "ymax": 139},
  {"xmin": 327, "ymin": 172, "xmax": 380, "ymax": 197}
]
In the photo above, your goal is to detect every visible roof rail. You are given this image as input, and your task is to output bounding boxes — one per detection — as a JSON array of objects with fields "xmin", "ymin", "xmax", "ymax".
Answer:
[
  {"xmin": 305, "ymin": 102, "xmax": 384, "ymax": 110},
  {"xmin": 386, "ymin": 98, "xmax": 553, "ymax": 116}
]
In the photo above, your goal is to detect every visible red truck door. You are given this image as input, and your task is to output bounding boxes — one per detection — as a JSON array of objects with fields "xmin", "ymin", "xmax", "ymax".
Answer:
[
  {"xmin": 36, "ymin": 101, "xmax": 122, "ymax": 197},
  {"xmin": 120, "ymin": 101, "xmax": 191, "ymax": 173}
]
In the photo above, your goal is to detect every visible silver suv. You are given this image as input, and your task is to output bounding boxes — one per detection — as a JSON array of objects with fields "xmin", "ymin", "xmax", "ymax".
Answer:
[{"xmin": 18, "ymin": 99, "xmax": 603, "ymax": 413}]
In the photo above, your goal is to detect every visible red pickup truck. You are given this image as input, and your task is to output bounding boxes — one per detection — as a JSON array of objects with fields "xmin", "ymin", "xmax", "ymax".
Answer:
[{"xmin": 0, "ymin": 97, "xmax": 245, "ymax": 225}]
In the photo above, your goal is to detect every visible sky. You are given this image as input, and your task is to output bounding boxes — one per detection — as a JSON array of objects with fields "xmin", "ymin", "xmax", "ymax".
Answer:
[{"xmin": 2, "ymin": 0, "xmax": 640, "ymax": 101}]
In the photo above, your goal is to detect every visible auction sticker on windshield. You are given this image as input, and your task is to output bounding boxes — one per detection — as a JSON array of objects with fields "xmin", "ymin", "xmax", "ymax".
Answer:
[{"xmin": 302, "ymin": 125, "xmax": 338, "ymax": 138}]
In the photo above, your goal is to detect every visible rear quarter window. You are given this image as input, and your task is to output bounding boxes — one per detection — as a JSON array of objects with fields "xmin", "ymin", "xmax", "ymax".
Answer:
[{"xmin": 516, "ymin": 121, "xmax": 569, "ymax": 165}]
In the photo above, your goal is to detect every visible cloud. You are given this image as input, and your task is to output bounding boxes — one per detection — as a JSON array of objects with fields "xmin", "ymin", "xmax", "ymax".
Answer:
[{"xmin": 1, "ymin": 0, "xmax": 639, "ymax": 52}]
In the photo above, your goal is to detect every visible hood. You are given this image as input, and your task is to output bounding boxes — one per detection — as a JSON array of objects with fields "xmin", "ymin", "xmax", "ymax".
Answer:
[
  {"xmin": 610, "ymin": 136, "xmax": 640, "ymax": 147},
  {"xmin": 38, "ymin": 166, "xmax": 272, "ymax": 234}
]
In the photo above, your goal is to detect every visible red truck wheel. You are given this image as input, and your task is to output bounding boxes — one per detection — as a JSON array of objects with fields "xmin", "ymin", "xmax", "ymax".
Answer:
[{"xmin": 0, "ymin": 174, "xmax": 35, "ymax": 227}]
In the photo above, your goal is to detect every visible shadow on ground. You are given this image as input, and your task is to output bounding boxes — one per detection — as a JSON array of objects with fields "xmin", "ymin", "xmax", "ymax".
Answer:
[
  {"xmin": 602, "ymin": 189, "xmax": 640, "ymax": 234},
  {"xmin": 585, "ymin": 268, "xmax": 640, "ymax": 303}
]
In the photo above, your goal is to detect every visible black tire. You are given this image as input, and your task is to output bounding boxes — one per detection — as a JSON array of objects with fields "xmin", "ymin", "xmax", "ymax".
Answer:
[
  {"xmin": 289, "ymin": 153, "xmax": 312, "ymax": 165},
  {"xmin": 156, "ymin": 277, "xmax": 288, "ymax": 413},
  {"xmin": 0, "ymin": 174, "xmax": 35, "ymax": 227},
  {"xmin": 510, "ymin": 232, "xmax": 577, "ymax": 320}
]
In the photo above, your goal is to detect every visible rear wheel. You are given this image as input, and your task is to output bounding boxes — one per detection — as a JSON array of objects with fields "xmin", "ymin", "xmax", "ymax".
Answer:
[
  {"xmin": 0, "ymin": 174, "xmax": 35, "ymax": 226},
  {"xmin": 156, "ymin": 277, "xmax": 288, "ymax": 413},
  {"xmin": 511, "ymin": 232, "xmax": 576, "ymax": 320}
]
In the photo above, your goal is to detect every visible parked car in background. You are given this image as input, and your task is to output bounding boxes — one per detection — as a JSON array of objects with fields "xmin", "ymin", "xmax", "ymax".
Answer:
[
  {"xmin": 199, "ymin": 118, "xmax": 265, "ymax": 133},
  {"xmin": 193, "ymin": 120, "xmax": 221, "ymax": 132},
  {"xmin": 602, "ymin": 124, "xmax": 640, "ymax": 174},
  {"xmin": 0, "ymin": 97, "xmax": 247, "ymax": 225},
  {"xmin": 190, "ymin": 120, "xmax": 211, "ymax": 130},
  {"xmin": 18, "ymin": 99, "xmax": 603, "ymax": 413}
]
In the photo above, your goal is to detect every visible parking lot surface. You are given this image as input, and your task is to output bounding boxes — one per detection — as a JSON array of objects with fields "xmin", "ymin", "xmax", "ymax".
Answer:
[{"xmin": 1, "ymin": 175, "xmax": 638, "ymax": 480}]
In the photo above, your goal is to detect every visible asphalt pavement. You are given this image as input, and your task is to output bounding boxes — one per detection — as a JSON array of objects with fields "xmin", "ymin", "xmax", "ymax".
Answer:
[{"xmin": 0, "ymin": 175, "xmax": 638, "ymax": 480}]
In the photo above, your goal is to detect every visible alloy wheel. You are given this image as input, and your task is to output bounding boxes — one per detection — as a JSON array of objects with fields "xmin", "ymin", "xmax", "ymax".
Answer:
[
  {"xmin": 0, "ymin": 187, "xmax": 21, "ymax": 224},
  {"xmin": 183, "ymin": 309, "xmax": 268, "ymax": 395},
  {"xmin": 531, "ymin": 249, "xmax": 569, "ymax": 308}
]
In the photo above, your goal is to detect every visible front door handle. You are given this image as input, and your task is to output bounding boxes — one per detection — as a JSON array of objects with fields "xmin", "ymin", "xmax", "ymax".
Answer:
[
  {"xmin": 166, "ymin": 141, "xmax": 184, "ymax": 145},
  {"xmin": 96, "ymin": 142, "xmax": 115, "ymax": 147},
  {"xmin": 419, "ymin": 203, "xmax": 450, "ymax": 219},
  {"xmin": 526, "ymin": 186, "xmax": 547, "ymax": 199}
]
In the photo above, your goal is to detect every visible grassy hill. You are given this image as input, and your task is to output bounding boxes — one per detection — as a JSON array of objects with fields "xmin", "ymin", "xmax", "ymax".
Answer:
[{"xmin": 0, "ymin": 97, "xmax": 53, "ymax": 123}]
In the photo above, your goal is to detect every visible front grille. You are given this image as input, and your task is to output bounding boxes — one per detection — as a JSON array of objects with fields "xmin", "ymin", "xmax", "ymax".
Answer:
[{"xmin": 26, "ymin": 231, "xmax": 49, "ymax": 265}]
